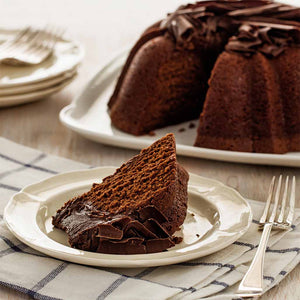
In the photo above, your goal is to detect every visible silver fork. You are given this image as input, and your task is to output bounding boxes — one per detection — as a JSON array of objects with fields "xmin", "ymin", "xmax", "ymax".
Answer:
[
  {"xmin": 0, "ymin": 27, "xmax": 63, "ymax": 66},
  {"xmin": 237, "ymin": 175, "xmax": 296, "ymax": 298}
]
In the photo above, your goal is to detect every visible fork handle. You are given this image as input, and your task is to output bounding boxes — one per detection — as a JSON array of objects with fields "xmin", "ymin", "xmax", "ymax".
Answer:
[{"xmin": 237, "ymin": 223, "xmax": 272, "ymax": 295}]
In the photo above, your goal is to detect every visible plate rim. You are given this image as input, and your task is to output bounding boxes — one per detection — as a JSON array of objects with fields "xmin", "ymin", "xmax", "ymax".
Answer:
[
  {"xmin": 0, "ymin": 75, "xmax": 76, "ymax": 107},
  {"xmin": 0, "ymin": 68, "xmax": 77, "ymax": 96},
  {"xmin": 4, "ymin": 166, "xmax": 252, "ymax": 268},
  {"xmin": 59, "ymin": 50, "xmax": 300, "ymax": 168}
]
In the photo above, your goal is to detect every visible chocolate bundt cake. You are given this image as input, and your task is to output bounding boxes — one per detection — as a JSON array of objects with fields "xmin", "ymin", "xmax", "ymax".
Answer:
[
  {"xmin": 108, "ymin": 0, "xmax": 300, "ymax": 154},
  {"xmin": 52, "ymin": 133, "xmax": 189, "ymax": 254}
]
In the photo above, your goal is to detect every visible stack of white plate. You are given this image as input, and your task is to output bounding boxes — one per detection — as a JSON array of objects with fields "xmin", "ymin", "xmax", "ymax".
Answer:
[{"xmin": 0, "ymin": 28, "xmax": 84, "ymax": 107}]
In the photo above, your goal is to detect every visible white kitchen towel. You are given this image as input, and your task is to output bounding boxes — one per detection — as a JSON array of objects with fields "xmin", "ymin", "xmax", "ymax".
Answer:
[{"xmin": 0, "ymin": 137, "xmax": 299, "ymax": 300}]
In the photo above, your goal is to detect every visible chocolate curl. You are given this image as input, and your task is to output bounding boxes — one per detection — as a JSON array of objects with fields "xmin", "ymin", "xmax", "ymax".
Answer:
[
  {"xmin": 64, "ymin": 204, "xmax": 184, "ymax": 254},
  {"xmin": 97, "ymin": 237, "xmax": 146, "ymax": 255},
  {"xmin": 226, "ymin": 23, "xmax": 300, "ymax": 57},
  {"xmin": 146, "ymin": 238, "xmax": 175, "ymax": 253},
  {"xmin": 138, "ymin": 205, "xmax": 168, "ymax": 223},
  {"xmin": 160, "ymin": 0, "xmax": 299, "ymax": 47},
  {"xmin": 169, "ymin": 15, "xmax": 195, "ymax": 44},
  {"xmin": 228, "ymin": 3, "xmax": 284, "ymax": 17},
  {"xmin": 143, "ymin": 218, "xmax": 170, "ymax": 238},
  {"xmin": 123, "ymin": 220, "xmax": 158, "ymax": 239},
  {"xmin": 96, "ymin": 224, "xmax": 123, "ymax": 239}
]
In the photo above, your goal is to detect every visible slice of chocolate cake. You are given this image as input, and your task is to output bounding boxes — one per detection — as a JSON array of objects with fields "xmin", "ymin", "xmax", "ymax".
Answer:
[{"xmin": 52, "ymin": 133, "xmax": 189, "ymax": 254}]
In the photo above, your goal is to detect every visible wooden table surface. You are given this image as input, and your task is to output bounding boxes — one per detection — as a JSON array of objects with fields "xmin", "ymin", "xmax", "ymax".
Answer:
[{"xmin": 0, "ymin": 0, "xmax": 299, "ymax": 299}]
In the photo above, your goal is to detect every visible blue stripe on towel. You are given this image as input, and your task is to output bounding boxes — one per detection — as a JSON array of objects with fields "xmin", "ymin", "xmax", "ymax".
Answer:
[
  {"xmin": 233, "ymin": 241, "xmax": 257, "ymax": 250},
  {"xmin": 0, "ymin": 280, "xmax": 61, "ymax": 300},
  {"xmin": 280, "ymin": 270, "xmax": 287, "ymax": 276},
  {"xmin": 0, "ymin": 235, "xmax": 46, "ymax": 258},
  {"xmin": 0, "ymin": 152, "xmax": 57, "ymax": 175},
  {"xmin": 0, "ymin": 243, "xmax": 28, "ymax": 257},
  {"xmin": 211, "ymin": 280, "xmax": 229, "ymax": 288},
  {"xmin": 0, "ymin": 183, "xmax": 21, "ymax": 191},
  {"xmin": 178, "ymin": 262, "xmax": 235, "ymax": 270},
  {"xmin": 28, "ymin": 262, "xmax": 68, "ymax": 298},
  {"xmin": 267, "ymin": 247, "xmax": 300, "ymax": 254},
  {"xmin": 96, "ymin": 267, "xmax": 195, "ymax": 300},
  {"xmin": 0, "ymin": 153, "xmax": 47, "ymax": 179},
  {"xmin": 97, "ymin": 276, "xmax": 128, "ymax": 300},
  {"xmin": 263, "ymin": 275, "xmax": 275, "ymax": 282}
]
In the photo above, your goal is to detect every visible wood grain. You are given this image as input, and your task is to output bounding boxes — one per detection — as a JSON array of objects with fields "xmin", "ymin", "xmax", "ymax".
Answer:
[{"xmin": 0, "ymin": 0, "xmax": 299, "ymax": 299}]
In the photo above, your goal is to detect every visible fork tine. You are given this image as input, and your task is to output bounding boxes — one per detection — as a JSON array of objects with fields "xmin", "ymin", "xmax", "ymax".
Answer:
[
  {"xmin": 33, "ymin": 27, "xmax": 56, "ymax": 54},
  {"xmin": 269, "ymin": 175, "xmax": 282, "ymax": 223},
  {"xmin": 0, "ymin": 25, "xmax": 62, "ymax": 65},
  {"xmin": 24, "ymin": 29, "xmax": 49, "ymax": 56},
  {"xmin": 9, "ymin": 29, "xmax": 48, "ymax": 63},
  {"xmin": 286, "ymin": 176, "xmax": 296, "ymax": 226},
  {"xmin": 24, "ymin": 27, "xmax": 55, "ymax": 62},
  {"xmin": 260, "ymin": 176, "xmax": 275, "ymax": 224},
  {"xmin": 277, "ymin": 176, "xmax": 289, "ymax": 223},
  {"xmin": 21, "ymin": 29, "xmax": 46, "ymax": 53},
  {"xmin": 28, "ymin": 27, "xmax": 62, "ymax": 62},
  {"xmin": 6, "ymin": 30, "xmax": 40, "ymax": 59},
  {"xmin": 0, "ymin": 27, "xmax": 32, "ymax": 55},
  {"xmin": 0, "ymin": 27, "xmax": 30, "ymax": 52}
]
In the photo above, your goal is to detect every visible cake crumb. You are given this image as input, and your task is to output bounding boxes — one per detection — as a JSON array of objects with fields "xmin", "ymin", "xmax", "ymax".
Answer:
[
  {"xmin": 189, "ymin": 123, "xmax": 195, "ymax": 129},
  {"xmin": 196, "ymin": 234, "xmax": 200, "ymax": 238},
  {"xmin": 191, "ymin": 213, "xmax": 195, "ymax": 216},
  {"xmin": 173, "ymin": 236, "xmax": 183, "ymax": 244},
  {"xmin": 148, "ymin": 131, "xmax": 156, "ymax": 136},
  {"xmin": 179, "ymin": 128, "xmax": 185, "ymax": 132}
]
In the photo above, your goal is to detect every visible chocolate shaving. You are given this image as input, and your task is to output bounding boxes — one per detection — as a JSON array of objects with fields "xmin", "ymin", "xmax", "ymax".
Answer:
[
  {"xmin": 53, "ymin": 204, "xmax": 182, "ymax": 254},
  {"xmin": 138, "ymin": 205, "xmax": 168, "ymax": 223},
  {"xmin": 146, "ymin": 238, "xmax": 175, "ymax": 253},
  {"xmin": 97, "ymin": 237, "xmax": 146, "ymax": 255},
  {"xmin": 226, "ymin": 23, "xmax": 300, "ymax": 57},
  {"xmin": 159, "ymin": 0, "xmax": 300, "ymax": 57}
]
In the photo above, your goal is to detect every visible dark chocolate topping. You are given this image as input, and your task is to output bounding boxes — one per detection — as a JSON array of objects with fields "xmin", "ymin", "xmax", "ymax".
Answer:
[
  {"xmin": 53, "ymin": 201, "xmax": 179, "ymax": 254},
  {"xmin": 160, "ymin": 0, "xmax": 300, "ymax": 57},
  {"xmin": 226, "ymin": 23, "xmax": 300, "ymax": 57}
]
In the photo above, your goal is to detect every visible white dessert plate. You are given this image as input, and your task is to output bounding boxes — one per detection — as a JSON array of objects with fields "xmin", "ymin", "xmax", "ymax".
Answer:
[
  {"xmin": 0, "ymin": 28, "xmax": 84, "ymax": 87},
  {"xmin": 59, "ymin": 50, "xmax": 300, "ymax": 167},
  {"xmin": 0, "ymin": 68, "xmax": 77, "ymax": 96},
  {"xmin": 0, "ymin": 74, "xmax": 76, "ymax": 107},
  {"xmin": 4, "ymin": 167, "xmax": 252, "ymax": 268}
]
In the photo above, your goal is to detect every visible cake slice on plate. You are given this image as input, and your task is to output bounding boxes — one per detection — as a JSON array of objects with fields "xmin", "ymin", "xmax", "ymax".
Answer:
[{"xmin": 52, "ymin": 133, "xmax": 189, "ymax": 254}]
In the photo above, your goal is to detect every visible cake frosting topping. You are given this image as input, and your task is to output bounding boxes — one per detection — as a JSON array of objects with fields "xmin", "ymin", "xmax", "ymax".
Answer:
[
  {"xmin": 58, "ymin": 201, "xmax": 179, "ymax": 254},
  {"xmin": 160, "ymin": 0, "xmax": 300, "ymax": 56},
  {"xmin": 226, "ymin": 22, "xmax": 300, "ymax": 57}
]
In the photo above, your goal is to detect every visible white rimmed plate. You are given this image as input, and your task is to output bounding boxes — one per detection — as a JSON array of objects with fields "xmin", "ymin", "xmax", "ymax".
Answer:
[
  {"xmin": 0, "ymin": 68, "xmax": 77, "ymax": 96},
  {"xmin": 0, "ymin": 28, "xmax": 84, "ymax": 87},
  {"xmin": 59, "ymin": 50, "xmax": 300, "ymax": 167},
  {"xmin": 0, "ymin": 74, "xmax": 76, "ymax": 107},
  {"xmin": 4, "ymin": 167, "xmax": 252, "ymax": 268}
]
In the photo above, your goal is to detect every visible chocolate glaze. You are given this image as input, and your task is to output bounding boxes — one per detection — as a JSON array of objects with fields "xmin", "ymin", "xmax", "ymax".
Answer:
[
  {"xmin": 160, "ymin": 0, "xmax": 300, "ymax": 57},
  {"xmin": 53, "ymin": 201, "xmax": 179, "ymax": 254}
]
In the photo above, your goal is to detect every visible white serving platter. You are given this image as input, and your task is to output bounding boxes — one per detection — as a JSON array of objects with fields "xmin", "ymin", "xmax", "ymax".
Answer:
[
  {"xmin": 60, "ymin": 50, "xmax": 300, "ymax": 167},
  {"xmin": 4, "ymin": 167, "xmax": 252, "ymax": 268}
]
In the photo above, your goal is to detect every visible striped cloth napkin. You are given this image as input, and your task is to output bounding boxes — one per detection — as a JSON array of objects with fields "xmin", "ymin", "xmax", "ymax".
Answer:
[{"xmin": 0, "ymin": 137, "xmax": 299, "ymax": 300}]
